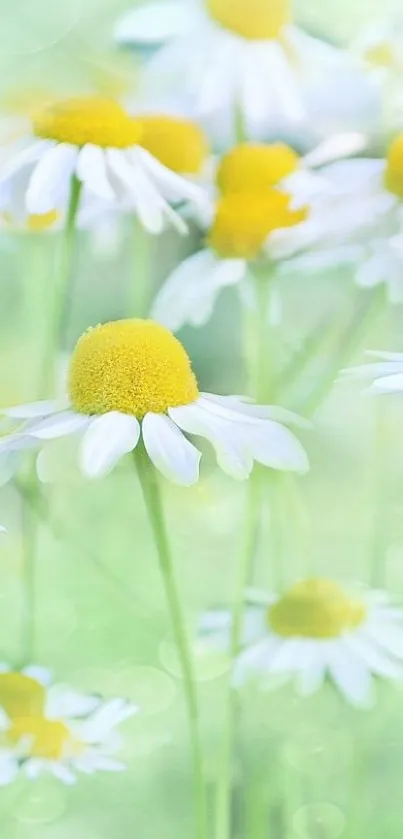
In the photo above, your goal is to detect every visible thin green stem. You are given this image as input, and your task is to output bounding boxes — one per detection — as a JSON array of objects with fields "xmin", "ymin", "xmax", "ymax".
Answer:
[
  {"xmin": 215, "ymin": 471, "xmax": 261, "ymax": 839},
  {"xmin": 369, "ymin": 402, "xmax": 389, "ymax": 587},
  {"xmin": 134, "ymin": 446, "xmax": 207, "ymax": 839},
  {"xmin": 19, "ymin": 475, "xmax": 37, "ymax": 667},
  {"xmin": 39, "ymin": 174, "xmax": 82, "ymax": 396},
  {"xmin": 130, "ymin": 217, "xmax": 152, "ymax": 317},
  {"xmin": 299, "ymin": 288, "xmax": 385, "ymax": 418}
]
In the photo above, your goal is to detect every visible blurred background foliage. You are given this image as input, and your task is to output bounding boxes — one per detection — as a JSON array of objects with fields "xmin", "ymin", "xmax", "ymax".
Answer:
[{"xmin": 0, "ymin": 0, "xmax": 403, "ymax": 838}]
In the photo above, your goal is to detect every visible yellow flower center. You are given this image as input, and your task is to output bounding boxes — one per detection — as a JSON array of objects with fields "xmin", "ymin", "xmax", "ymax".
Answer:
[
  {"xmin": 268, "ymin": 578, "xmax": 366, "ymax": 639},
  {"xmin": 364, "ymin": 42, "xmax": 394, "ymax": 68},
  {"xmin": 132, "ymin": 115, "xmax": 209, "ymax": 174},
  {"xmin": 208, "ymin": 190, "xmax": 307, "ymax": 260},
  {"xmin": 206, "ymin": 0, "xmax": 291, "ymax": 39},
  {"xmin": 7, "ymin": 716, "xmax": 81, "ymax": 760},
  {"xmin": 384, "ymin": 134, "xmax": 403, "ymax": 199},
  {"xmin": 0, "ymin": 673, "xmax": 46, "ymax": 718},
  {"xmin": 27, "ymin": 210, "xmax": 60, "ymax": 232},
  {"xmin": 216, "ymin": 143, "xmax": 300, "ymax": 194},
  {"xmin": 69, "ymin": 319, "xmax": 199, "ymax": 419},
  {"xmin": 33, "ymin": 97, "xmax": 143, "ymax": 149}
]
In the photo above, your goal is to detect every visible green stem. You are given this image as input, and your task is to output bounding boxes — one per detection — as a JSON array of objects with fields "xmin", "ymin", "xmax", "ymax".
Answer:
[
  {"xmin": 134, "ymin": 446, "xmax": 207, "ymax": 839},
  {"xmin": 19, "ymin": 476, "xmax": 37, "ymax": 667},
  {"xmin": 39, "ymin": 174, "xmax": 82, "ymax": 396},
  {"xmin": 215, "ymin": 471, "xmax": 261, "ymax": 839},
  {"xmin": 130, "ymin": 217, "xmax": 152, "ymax": 317},
  {"xmin": 19, "ymin": 174, "xmax": 83, "ymax": 665},
  {"xmin": 369, "ymin": 403, "xmax": 389, "ymax": 587},
  {"xmin": 299, "ymin": 288, "xmax": 385, "ymax": 418}
]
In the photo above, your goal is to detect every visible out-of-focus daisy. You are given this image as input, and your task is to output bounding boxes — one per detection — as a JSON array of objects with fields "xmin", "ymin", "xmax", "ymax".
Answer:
[
  {"xmin": 344, "ymin": 351, "xmax": 403, "ymax": 394},
  {"xmin": 353, "ymin": 21, "xmax": 403, "ymax": 130},
  {"xmin": 0, "ymin": 97, "xmax": 207, "ymax": 235},
  {"xmin": 115, "ymin": 0, "xmax": 361, "ymax": 137},
  {"xmin": 200, "ymin": 579, "xmax": 403, "ymax": 707},
  {"xmin": 151, "ymin": 139, "xmax": 380, "ymax": 333},
  {"xmin": 0, "ymin": 319, "xmax": 309, "ymax": 484},
  {"xmin": 0, "ymin": 668, "xmax": 136, "ymax": 785},
  {"xmin": 282, "ymin": 134, "xmax": 403, "ymax": 302}
]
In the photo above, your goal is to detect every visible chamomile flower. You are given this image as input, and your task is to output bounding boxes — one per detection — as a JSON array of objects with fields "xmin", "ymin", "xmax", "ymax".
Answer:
[
  {"xmin": 0, "ymin": 97, "xmax": 207, "ymax": 235},
  {"xmin": 353, "ymin": 21, "xmax": 403, "ymax": 130},
  {"xmin": 200, "ymin": 580, "xmax": 403, "ymax": 707},
  {"xmin": 0, "ymin": 669, "xmax": 137, "ymax": 785},
  {"xmin": 344, "ymin": 351, "xmax": 403, "ymax": 394},
  {"xmin": 115, "ymin": 0, "xmax": 360, "ymax": 137},
  {"xmin": 285, "ymin": 134, "xmax": 403, "ymax": 302},
  {"xmin": 0, "ymin": 319, "xmax": 309, "ymax": 483}
]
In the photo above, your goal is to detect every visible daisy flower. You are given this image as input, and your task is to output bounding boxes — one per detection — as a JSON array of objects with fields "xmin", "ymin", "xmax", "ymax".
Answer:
[
  {"xmin": 115, "ymin": 0, "xmax": 361, "ymax": 137},
  {"xmin": 343, "ymin": 350, "xmax": 403, "ymax": 394},
  {"xmin": 0, "ymin": 318, "xmax": 309, "ymax": 484},
  {"xmin": 353, "ymin": 21, "xmax": 403, "ymax": 130},
  {"xmin": 285, "ymin": 134, "xmax": 403, "ymax": 302},
  {"xmin": 199, "ymin": 579, "xmax": 403, "ymax": 707},
  {"xmin": 0, "ymin": 97, "xmax": 207, "ymax": 235},
  {"xmin": 151, "ymin": 136, "xmax": 375, "ymax": 333},
  {"xmin": 0, "ymin": 666, "xmax": 137, "ymax": 785}
]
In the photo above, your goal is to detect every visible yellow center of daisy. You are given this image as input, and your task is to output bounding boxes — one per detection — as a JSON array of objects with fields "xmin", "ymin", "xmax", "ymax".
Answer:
[
  {"xmin": 7, "ymin": 716, "xmax": 80, "ymax": 760},
  {"xmin": 33, "ymin": 97, "xmax": 143, "ymax": 149},
  {"xmin": 0, "ymin": 673, "xmax": 46, "ymax": 719},
  {"xmin": 206, "ymin": 0, "xmax": 291, "ymax": 39},
  {"xmin": 364, "ymin": 42, "xmax": 394, "ymax": 68},
  {"xmin": 384, "ymin": 134, "xmax": 403, "ymax": 199},
  {"xmin": 216, "ymin": 143, "xmax": 300, "ymax": 194},
  {"xmin": 68, "ymin": 319, "xmax": 199, "ymax": 419},
  {"xmin": 132, "ymin": 115, "xmax": 209, "ymax": 174},
  {"xmin": 208, "ymin": 190, "xmax": 307, "ymax": 259},
  {"xmin": 268, "ymin": 578, "xmax": 366, "ymax": 639}
]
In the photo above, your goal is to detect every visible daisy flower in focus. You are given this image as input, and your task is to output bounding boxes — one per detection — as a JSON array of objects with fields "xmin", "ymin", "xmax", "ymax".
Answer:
[
  {"xmin": 0, "ymin": 665, "xmax": 137, "ymax": 784},
  {"xmin": 344, "ymin": 351, "xmax": 403, "ymax": 394},
  {"xmin": 0, "ymin": 97, "xmax": 207, "ymax": 235},
  {"xmin": 200, "ymin": 579, "xmax": 403, "ymax": 707},
  {"xmin": 0, "ymin": 319, "xmax": 309, "ymax": 484},
  {"xmin": 115, "ymin": 0, "xmax": 361, "ymax": 137}
]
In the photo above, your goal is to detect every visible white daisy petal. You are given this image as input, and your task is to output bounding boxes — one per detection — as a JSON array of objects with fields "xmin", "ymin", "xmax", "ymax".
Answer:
[
  {"xmin": 106, "ymin": 148, "xmax": 165, "ymax": 234},
  {"xmin": 169, "ymin": 402, "xmax": 253, "ymax": 480},
  {"xmin": 80, "ymin": 412, "xmax": 140, "ymax": 479},
  {"xmin": 367, "ymin": 374, "xmax": 403, "ymax": 394},
  {"xmin": 2, "ymin": 400, "xmax": 59, "ymax": 419},
  {"xmin": 79, "ymin": 698, "xmax": 137, "ymax": 740},
  {"xmin": 27, "ymin": 144, "xmax": 78, "ymax": 214},
  {"xmin": 233, "ymin": 637, "xmax": 281, "ymax": 686},
  {"xmin": 142, "ymin": 412, "xmax": 201, "ymax": 485},
  {"xmin": 151, "ymin": 250, "xmax": 245, "ymax": 331},
  {"xmin": 344, "ymin": 634, "xmax": 403, "ymax": 678},
  {"xmin": 303, "ymin": 133, "xmax": 367, "ymax": 168},
  {"xmin": 0, "ymin": 755, "xmax": 18, "ymax": 786},
  {"xmin": 23, "ymin": 665, "xmax": 52, "ymax": 685},
  {"xmin": 135, "ymin": 146, "xmax": 206, "ymax": 204},
  {"xmin": 49, "ymin": 763, "xmax": 77, "ymax": 785},
  {"xmin": 47, "ymin": 688, "xmax": 100, "ymax": 720},
  {"xmin": 0, "ymin": 140, "xmax": 52, "ymax": 182},
  {"xmin": 114, "ymin": 1, "xmax": 192, "ymax": 44},
  {"xmin": 27, "ymin": 410, "xmax": 90, "ymax": 440},
  {"xmin": 76, "ymin": 145, "xmax": 115, "ymax": 201},
  {"xmin": 328, "ymin": 644, "xmax": 373, "ymax": 707},
  {"xmin": 242, "ymin": 420, "xmax": 309, "ymax": 474}
]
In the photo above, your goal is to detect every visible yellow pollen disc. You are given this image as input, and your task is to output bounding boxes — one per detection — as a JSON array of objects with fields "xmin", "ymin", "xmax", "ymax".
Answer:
[
  {"xmin": 132, "ymin": 115, "xmax": 209, "ymax": 174},
  {"xmin": 69, "ymin": 319, "xmax": 199, "ymax": 419},
  {"xmin": 216, "ymin": 143, "xmax": 300, "ymax": 194},
  {"xmin": 7, "ymin": 716, "xmax": 80, "ymax": 760},
  {"xmin": 0, "ymin": 673, "xmax": 46, "ymax": 719},
  {"xmin": 27, "ymin": 210, "xmax": 60, "ymax": 232},
  {"xmin": 385, "ymin": 134, "xmax": 403, "ymax": 199},
  {"xmin": 364, "ymin": 42, "xmax": 394, "ymax": 68},
  {"xmin": 206, "ymin": 0, "xmax": 291, "ymax": 39},
  {"xmin": 268, "ymin": 578, "xmax": 366, "ymax": 639},
  {"xmin": 33, "ymin": 97, "xmax": 143, "ymax": 149},
  {"xmin": 208, "ymin": 190, "xmax": 307, "ymax": 260}
]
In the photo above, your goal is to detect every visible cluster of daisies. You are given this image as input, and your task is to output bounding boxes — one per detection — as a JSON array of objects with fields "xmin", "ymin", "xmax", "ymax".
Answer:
[{"xmin": 0, "ymin": 0, "xmax": 402, "ymax": 794}]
